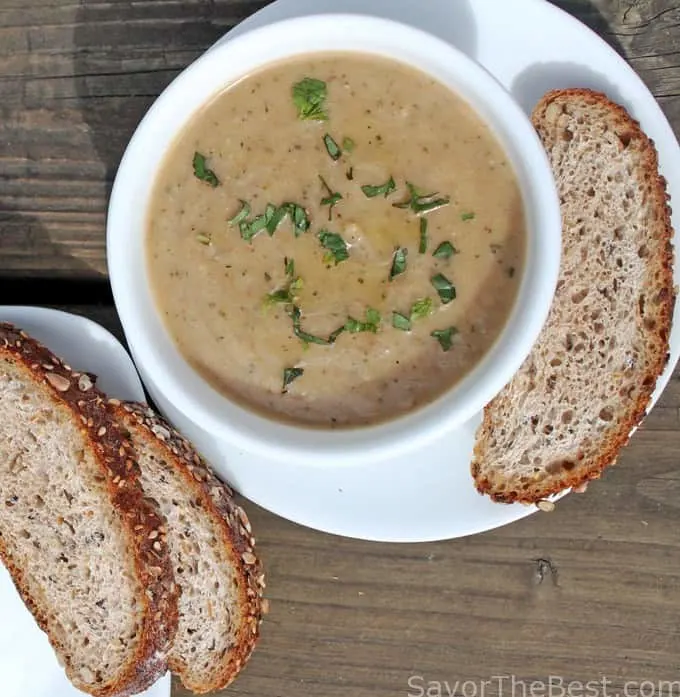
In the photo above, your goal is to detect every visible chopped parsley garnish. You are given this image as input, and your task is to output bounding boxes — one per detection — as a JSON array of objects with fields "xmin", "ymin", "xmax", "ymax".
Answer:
[
  {"xmin": 192, "ymin": 152, "xmax": 219, "ymax": 187},
  {"xmin": 264, "ymin": 288, "xmax": 293, "ymax": 306},
  {"xmin": 228, "ymin": 200, "xmax": 250, "ymax": 225},
  {"xmin": 230, "ymin": 200, "xmax": 292, "ymax": 240},
  {"xmin": 319, "ymin": 175, "xmax": 343, "ymax": 220},
  {"xmin": 431, "ymin": 326, "xmax": 458, "ymax": 352},
  {"xmin": 264, "ymin": 203, "xmax": 276, "ymax": 221},
  {"xmin": 322, "ymin": 192, "xmax": 342, "ymax": 217},
  {"xmin": 266, "ymin": 205, "xmax": 288, "ymax": 236},
  {"xmin": 431, "ymin": 273, "xmax": 456, "ymax": 304},
  {"xmin": 264, "ymin": 258, "xmax": 302, "ymax": 307},
  {"xmin": 317, "ymin": 229, "xmax": 349, "ymax": 265},
  {"xmin": 323, "ymin": 134, "xmax": 342, "ymax": 161},
  {"xmin": 361, "ymin": 177, "xmax": 396, "ymax": 199},
  {"xmin": 392, "ymin": 297, "xmax": 433, "ymax": 332},
  {"xmin": 263, "ymin": 275, "xmax": 303, "ymax": 308},
  {"xmin": 410, "ymin": 297, "xmax": 434, "ymax": 320},
  {"xmin": 389, "ymin": 247, "xmax": 408, "ymax": 281},
  {"xmin": 287, "ymin": 305, "xmax": 341, "ymax": 346},
  {"xmin": 327, "ymin": 325, "xmax": 347, "ymax": 343},
  {"xmin": 240, "ymin": 213, "xmax": 270, "ymax": 241},
  {"xmin": 282, "ymin": 367, "xmax": 304, "ymax": 393},
  {"xmin": 292, "ymin": 78, "xmax": 328, "ymax": 120},
  {"xmin": 345, "ymin": 308, "xmax": 381, "ymax": 333},
  {"xmin": 393, "ymin": 182, "xmax": 450, "ymax": 215},
  {"xmin": 283, "ymin": 202, "xmax": 310, "ymax": 237},
  {"xmin": 419, "ymin": 218, "xmax": 428, "ymax": 254},
  {"xmin": 196, "ymin": 233, "xmax": 211, "ymax": 246},
  {"xmin": 461, "ymin": 211, "xmax": 475, "ymax": 221},
  {"xmin": 392, "ymin": 312, "xmax": 411, "ymax": 332},
  {"xmin": 433, "ymin": 241, "xmax": 458, "ymax": 259},
  {"xmin": 342, "ymin": 136, "xmax": 356, "ymax": 153}
]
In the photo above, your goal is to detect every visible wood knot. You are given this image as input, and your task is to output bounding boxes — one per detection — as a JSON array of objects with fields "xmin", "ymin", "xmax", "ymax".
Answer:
[{"xmin": 533, "ymin": 557, "xmax": 559, "ymax": 586}]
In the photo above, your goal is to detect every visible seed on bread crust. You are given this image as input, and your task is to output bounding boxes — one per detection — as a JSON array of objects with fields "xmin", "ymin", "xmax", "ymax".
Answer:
[{"xmin": 45, "ymin": 372, "xmax": 70, "ymax": 392}]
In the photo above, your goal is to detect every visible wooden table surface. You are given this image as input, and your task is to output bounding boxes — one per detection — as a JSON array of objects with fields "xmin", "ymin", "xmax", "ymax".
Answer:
[{"xmin": 2, "ymin": 1, "xmax": 680, "ymax": 695}]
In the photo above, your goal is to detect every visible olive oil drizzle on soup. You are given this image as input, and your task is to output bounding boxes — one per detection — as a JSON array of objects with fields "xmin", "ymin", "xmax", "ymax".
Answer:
[{"xmin": 146, "ymin": 53, "xmax": 526, "ymax": 427}]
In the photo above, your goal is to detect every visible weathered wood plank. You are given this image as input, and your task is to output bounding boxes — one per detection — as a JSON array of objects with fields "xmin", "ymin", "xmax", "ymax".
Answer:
[{"xmin": 0, "ymin": 0, "xmax": 678, "ymax": 276}]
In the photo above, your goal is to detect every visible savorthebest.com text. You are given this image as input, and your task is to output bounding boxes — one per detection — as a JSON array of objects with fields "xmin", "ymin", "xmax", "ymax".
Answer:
[{"xmin": 406, "ymin": 675, "xmax": 680, "ymax": 697}]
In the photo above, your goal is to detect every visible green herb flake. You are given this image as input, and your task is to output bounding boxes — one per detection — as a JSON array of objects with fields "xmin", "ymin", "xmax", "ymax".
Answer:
[
  {"xmin": 319, "ymin": 175, "xmax": 343, "ymax": 220},
  {"xmin": 283, "ymin": 203, "xmax": 310, "ymax": 237},
  {"xmin": 328, "ymin": 325, "xmax": 346, "ymax": 343},
  {"xmin": 461, "ymin": 211, "xmax": 475, "ymax": 221},
  {"xmin": 228, "ymin": 200, "xmax": 250, "ymax": 225},
  {"xmin": 432, "ymin": 241, "xmax": 458, "ymax": 260},
  {"xmin": 240, "ymin": 214, "xmax": 267, "ymax": 242},
  {"xmin": 192, "ymin": 152, "xmax": 219, "ymax": 187},
  {"xmin": 431, "ymin": 273, "xmax": 456, "ymax": 304},
  {"xmin": 410, "ymin": 297, "xmax": 434, "ymax": 320},
  {"xmin": 323, "ymin": 134, "xmax": 342, "ymax": 161},
  {"xmin": 292, "ymin": 78, "xmax": 328, "ymax": 120},
  {"xmin": 389, "ymin": 247, "xmax": 408, "ymax": 281},
  {"xmin": 264, "ymin": 267, "xmax": 303, "ymax": 308},
  {"xmin": 287, "ymin": 305, "xmax": 339, "ymax": 346},
  {"xmin": 266, "ymin": 205, "xmax": 288, "ymax": 236},
  {"xmin": 263, "ymin": 288, "xmax": 293, "ymax": 307},
  {"xmin": 345, "ymin": 307, "xmax": 381, "ymax": 334},
  {"xmin": 321, "ymin": 192, "xmax": 342, "ymax": 210},
  {"xmin": 285, "ymin": 257, "xmax": 295, "ymax": 278},
  {"xmin": 392, "ymin": 312, "xmax": 411, "ymax": 332},
  {"xmin": 317, "ymin": 229, "xmax": 349, "ymax": 264},
  {"xmin": 431, "ymin": 326, "xmax": 458, "ymax": 352},
  {"xmin": 393, "ymin": 182, "xmax": 450, "ymax": 215},
  {"xmin": 419, "ymin": 218, "xmax": 428, "ymax": 254},
  {"xmin": 264, "ymin": 203, "xmax": 276, "ymax": 222},
  {"xmin": 366, "ymin": 307, "xmax": 381, "ymax": 327},
  {"xmin": 342, "ymin": 136, "xmax": 356, "ymax": 153},
  {"xmin": 196, "ymin": 232, "xmax": 211, "ymax": 246},
  {"xmin": 282, "ymin": 367, "xmax": 304, "ymax": 393},
  {"xmin": 361, "ymin": 176, "xmax": 396, "ymax": 199}
]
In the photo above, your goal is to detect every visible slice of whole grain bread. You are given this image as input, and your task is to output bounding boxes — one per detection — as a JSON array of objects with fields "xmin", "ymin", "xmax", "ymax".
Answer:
[
  {"xmin": 0, "ymin": 323, "xmax": 179, "ymax": 697},
  {"xmin": 471, "ymin": 89, "xmax": 675, "ymax": 504},
  {"xmin": 112, "ymin": 401, "xmax": 265, "ymax": 695}
]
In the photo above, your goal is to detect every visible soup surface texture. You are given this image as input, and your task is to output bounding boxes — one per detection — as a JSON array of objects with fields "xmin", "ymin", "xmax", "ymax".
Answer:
[{"xmin": 147, "ymin": 53, "xmax": 526, "ymax": 427}]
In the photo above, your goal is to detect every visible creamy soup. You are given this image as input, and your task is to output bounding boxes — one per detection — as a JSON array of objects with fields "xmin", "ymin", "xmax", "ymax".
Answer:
[{"xmin": 146, "ymin": 53, "xmax": 526, "ymax": 427}]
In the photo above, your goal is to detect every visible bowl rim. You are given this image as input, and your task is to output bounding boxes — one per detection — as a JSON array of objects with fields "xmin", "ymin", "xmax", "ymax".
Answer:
[{"xmin": 107, "ymin": 12, "xmax": 561, "ymax": 466}]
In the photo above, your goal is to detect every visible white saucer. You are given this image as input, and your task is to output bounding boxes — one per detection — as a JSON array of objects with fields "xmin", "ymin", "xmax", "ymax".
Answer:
[
  {"xmin": 139, "ymin": 0, "xmax": 680, "ymax": 543},
  {"xmin": 0, "ymin": 308, "xmax": 171, "ymax": 697}
]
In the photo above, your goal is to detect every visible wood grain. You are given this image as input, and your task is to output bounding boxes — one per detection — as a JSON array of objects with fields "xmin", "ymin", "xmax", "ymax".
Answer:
[
  {"xmin": 32, "ymin": 305, "xmax": 679, "ymax": 697},
  {"xmin": 0, "ymin": 0, "xmax": 678, "ymax": 278}
]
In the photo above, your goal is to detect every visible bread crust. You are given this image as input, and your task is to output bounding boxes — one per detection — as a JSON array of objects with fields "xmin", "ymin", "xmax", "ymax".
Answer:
[
  {"xmin": 112, "ymin": 401, "xmax": 265, "ymax": 694},
  {"xmin": 471, "ymin": 89, "xmax": 675, "ymax": 504},
  {"xmin": 0, "ymin": 323, "xmax": 179, "ymax": 697}
]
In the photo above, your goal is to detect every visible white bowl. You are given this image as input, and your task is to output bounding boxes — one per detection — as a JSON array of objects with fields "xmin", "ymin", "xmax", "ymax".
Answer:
[{"xmin": 107, "ymin": 13, "xmax": 561, "ymax": 466}]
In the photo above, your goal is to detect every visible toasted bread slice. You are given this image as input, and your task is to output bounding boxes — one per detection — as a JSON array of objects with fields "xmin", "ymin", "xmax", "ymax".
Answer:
[
  {"xmin": 112, "ymin": 401, "xmax": 265, "ymax": 694},
  {"xmin": 0, "ymin": 323, "xmax": 179, "ymax": 696},
  {"xmin": 471, "ymin": 89, "xmax": 675, "ymax": 504}
]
